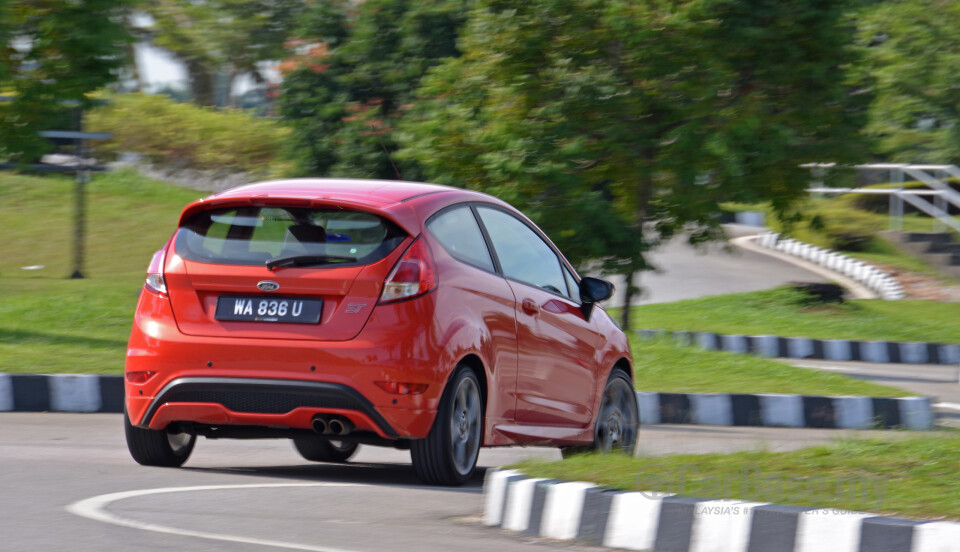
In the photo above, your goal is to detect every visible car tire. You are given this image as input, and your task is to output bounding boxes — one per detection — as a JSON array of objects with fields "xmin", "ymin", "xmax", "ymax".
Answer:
[
  {"xmin": 593, "ymin": 369, "xmax": 639, "ymax": 454},
  {"xmin": 123, "ymin": 409, "xmax": 196, "ymax": 468},
  {"xmin": 559, "ymin": 369, "xmax": 639, "ymax": 458},
  {"xmin": 410, "ymin": 366, "xmax": 483, "ymax": 486},
  {"xmin": 292, "ymin": 438, "xmax": 359, "ymax": 463}
]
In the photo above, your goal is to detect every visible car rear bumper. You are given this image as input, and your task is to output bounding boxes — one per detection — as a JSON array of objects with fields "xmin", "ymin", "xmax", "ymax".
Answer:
[{"xmin": 125, "ymin": 288, "xmax": 446, "ymax": 439}]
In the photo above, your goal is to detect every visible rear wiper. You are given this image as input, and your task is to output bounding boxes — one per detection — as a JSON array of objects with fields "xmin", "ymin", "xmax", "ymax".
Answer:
[{"xmin": 266, "ymin": 254, "xmax": 358, "ymax": 270}]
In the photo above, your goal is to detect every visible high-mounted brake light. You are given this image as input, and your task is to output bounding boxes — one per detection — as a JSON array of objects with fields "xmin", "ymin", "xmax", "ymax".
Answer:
[
  {"xmin": 144, "ymin": 248, "xmax": 167, "ymax": 296},
  {"xmin": 379, "ymin": 237, "xmax": 437, "ymax": 303}
]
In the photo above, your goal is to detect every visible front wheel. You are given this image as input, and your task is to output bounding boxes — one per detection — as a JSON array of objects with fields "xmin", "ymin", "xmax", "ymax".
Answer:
[
  {"xmin": 124, "ymin": 409, "xmax": 196, "ymax": 467},
  {"xmin": 593, "ymin": 370, "xmax": 639, "ymax": 454},
  {"xmin": 410, "ymin": 367, "xmax": 483, "ymax": 486}
]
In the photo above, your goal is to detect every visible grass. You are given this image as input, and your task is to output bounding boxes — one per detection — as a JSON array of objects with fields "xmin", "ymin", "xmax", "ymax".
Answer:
[
  {"xmin": 632, "ymin": 335, "xmax": 911, "ymax": 397},
  {"xmin": 629, "ymin": 287, "xmax": 960, "ymax": 344},
  {"xmin": 0, "ymin": 169, "xmax": 203, "ymax": 374},
  {"xmin": 510, "ymin": 432, "xmax": 960, "ymax": 520}
]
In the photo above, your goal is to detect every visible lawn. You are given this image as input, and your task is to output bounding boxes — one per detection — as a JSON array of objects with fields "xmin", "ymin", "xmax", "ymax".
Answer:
[
  {"xmin": 632, "ymin": 336, "xmax": 911, "ymax": 397},
  {"xmin": 629, "ymin": 287, "xmax": 960, "ymax": 344},
  {"xmin": 0, "ymin": 170, "xmax": 202, "ymax": 374},
  {"xmin": 511, "ymin": 432, "xmax": 960, "ymax": 520}
]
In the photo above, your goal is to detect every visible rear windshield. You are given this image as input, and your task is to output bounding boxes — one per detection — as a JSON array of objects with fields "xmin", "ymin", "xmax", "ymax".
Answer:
[{"xmin": 175, "ymin": 206, "xmax": 406, "ymax": 267}]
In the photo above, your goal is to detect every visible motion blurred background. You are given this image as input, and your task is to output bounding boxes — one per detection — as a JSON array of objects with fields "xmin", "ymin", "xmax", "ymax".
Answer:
[{"xmin": 2, "ymin": 0, "xmax": 959, "ymax": 372}]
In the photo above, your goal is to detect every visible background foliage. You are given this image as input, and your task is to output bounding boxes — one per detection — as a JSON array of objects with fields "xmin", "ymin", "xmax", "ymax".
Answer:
[{"xmin": 87, "ymin": 93, "xmax": 290, "ymax": 174}]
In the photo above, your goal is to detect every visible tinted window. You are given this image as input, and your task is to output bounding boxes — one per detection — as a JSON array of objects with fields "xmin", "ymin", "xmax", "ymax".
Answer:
[
  {"xmin": 426, "ymin": 206, "xmax": 495, "ymax": 271},
  {"xmin": 176, "ymin": 206, "xmax": 405, "ymax": 266},
  {"xmin": 476, "ymin": 206, "xmax": 566, "ymax": 295}
]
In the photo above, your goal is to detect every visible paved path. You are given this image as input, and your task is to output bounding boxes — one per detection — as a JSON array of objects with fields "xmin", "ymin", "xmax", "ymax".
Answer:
[
  {"xmin": 597, "ymin": 225, "xmax": 826, "ymax": 306},
  {"xmin": 0, "ymin": 413, "xmax": 909, "ymax": 552}
]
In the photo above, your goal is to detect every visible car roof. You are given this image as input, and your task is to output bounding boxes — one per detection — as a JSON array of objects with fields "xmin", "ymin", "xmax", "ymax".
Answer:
[{"xmin": 209, "ymin": 178, "xmax": 457, "ymax": 205}]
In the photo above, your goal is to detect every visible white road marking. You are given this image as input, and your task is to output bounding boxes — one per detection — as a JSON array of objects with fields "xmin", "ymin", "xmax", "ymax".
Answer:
[
  {"xmin": 935, "ymin": 402, "xmax": 960, "ymax": 412},
  {"xmin": 66, "ymin": 483, "xmax": 365, "ymax": 552}
]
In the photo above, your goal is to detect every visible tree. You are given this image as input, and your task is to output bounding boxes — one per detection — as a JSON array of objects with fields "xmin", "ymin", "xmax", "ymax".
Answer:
[
  {"xmin": 857, "ymin": 0, "xmax": 960, "ymax": 164},
  {"xmin": 0, "ymin": 0, "xmax": 136, "ymax": 161},
  {"xmin": 142, "ymin": 0, "xmax": 305, "ymax": 106},
  {"xmin": 279, "ymin": 0, "xmax": 469, "ymax": 179},
  {"xmin": 401, "ymin": 0, "xmax": 869, "ymax": 329}
]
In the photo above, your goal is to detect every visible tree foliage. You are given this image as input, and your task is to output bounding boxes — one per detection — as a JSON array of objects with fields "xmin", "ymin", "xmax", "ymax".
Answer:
[
  {"xmin": 142, "ymin": 0, "xmax": 305, "ymax": 105},
  {"xmin": 400, "ymin": 0, "xmax": 869, "ymax": 326},
  {"xmin": 279, "ymin": 0, "xmax": 469, "ymax": 179},
  {"xmin": 0, "ymin": 0, "xmax": 135, "ymax": 161},
  {"xmin": 857, "ymin": 0, "xmax": 960, "ymax": 164}
]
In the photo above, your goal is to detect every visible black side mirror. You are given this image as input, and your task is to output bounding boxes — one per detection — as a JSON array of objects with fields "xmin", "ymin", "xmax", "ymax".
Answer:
[
  {"xmin": 580, "ymin": 276, "xmax": 614, "ymax": 303},
  {"xmin": 579, "ymin": 276, "xmax": 614, "ymax": 321}
]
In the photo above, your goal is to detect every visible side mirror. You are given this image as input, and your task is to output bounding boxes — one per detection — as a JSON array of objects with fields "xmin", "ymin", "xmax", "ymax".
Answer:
[
  {"xmin": 579, "ymin": 276, "xmax": 614, "ymax": 303},
  {"xmin": 579, "ymin": 276, "xmax": 614, "ymax": 321}
]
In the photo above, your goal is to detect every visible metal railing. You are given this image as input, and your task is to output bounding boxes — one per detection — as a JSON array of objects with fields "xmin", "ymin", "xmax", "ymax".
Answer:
[{"xmin": 801, "ymin": 163, "xmax": 960, "ymax": 236}]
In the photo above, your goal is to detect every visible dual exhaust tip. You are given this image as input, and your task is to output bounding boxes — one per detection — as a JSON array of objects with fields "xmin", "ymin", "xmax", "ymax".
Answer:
[{"xmin": 311, "ymin": 415, "xmax": 353, "ymax": 436}]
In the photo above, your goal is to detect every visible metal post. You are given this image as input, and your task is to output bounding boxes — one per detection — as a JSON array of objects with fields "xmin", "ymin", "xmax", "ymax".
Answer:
[
  {"xmin": 69, "ymin": 108, "xmax": 86, "ymax": 279},
  {"xmin": 895, "ymin": 168, "xmax": 904, "ymax": 231}
]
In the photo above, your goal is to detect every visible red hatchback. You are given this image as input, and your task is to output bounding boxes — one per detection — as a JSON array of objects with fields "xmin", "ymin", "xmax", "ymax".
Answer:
[{"xmin": 124, "ymin": 179, "xmax": 637, "ymax": 485}]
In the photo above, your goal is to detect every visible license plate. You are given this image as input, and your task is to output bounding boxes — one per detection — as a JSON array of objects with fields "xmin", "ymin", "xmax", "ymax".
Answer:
[{"xmin": 215, "ymin": 296, "xmax": 323, "ymax": 324}]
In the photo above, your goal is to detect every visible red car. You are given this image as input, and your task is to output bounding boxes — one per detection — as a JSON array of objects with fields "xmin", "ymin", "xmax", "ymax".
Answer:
[{"xmin": 123, "ymin": 179, "xmax": 637, "ymax": 485}]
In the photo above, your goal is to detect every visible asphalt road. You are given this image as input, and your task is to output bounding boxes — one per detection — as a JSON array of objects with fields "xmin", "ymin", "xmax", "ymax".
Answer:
[
  {"xmin": 598, "ymin": 225, "xmax": 826, "ymax": 306},
  {"xmin": 1, "ymin": 413, "xmax": 906, "ymax": 552}
]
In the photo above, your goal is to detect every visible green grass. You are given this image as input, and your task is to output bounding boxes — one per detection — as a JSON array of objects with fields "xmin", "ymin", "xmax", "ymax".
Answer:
[
  {"xmin": 0, "ymin": 169, "xmax": 203, "ymax": 374},
  {"xmin": 632, "ymin": 336, "xmax": 911, "ymax": 397},
  {"xmin": 630, "ymin": 287, "xmax": 960, "ymax": 343},
  {"xmin": 511, "ymin": 433, "xmax": 960, "ymax": 520}
]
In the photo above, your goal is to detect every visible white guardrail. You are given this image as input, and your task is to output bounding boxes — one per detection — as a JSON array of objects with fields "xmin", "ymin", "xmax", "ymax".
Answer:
[{"xmin": 756, "ymin": 232, "xmax": 906, "ymax": 300}]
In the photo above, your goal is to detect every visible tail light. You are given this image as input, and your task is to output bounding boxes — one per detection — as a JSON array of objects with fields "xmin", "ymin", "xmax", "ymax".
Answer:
[
  {"xmin": 379, "ymin": 237, "xmax": 437, "ymax": 303},
  {"xmin": 144, "ymin": 248, "xmax": 167, "ymax": 296}
]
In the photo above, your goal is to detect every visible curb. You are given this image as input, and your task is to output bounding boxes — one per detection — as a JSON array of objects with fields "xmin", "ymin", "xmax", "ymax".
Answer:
[
  {"xmin": 636, "ymin": 329, "xmax": 960, "ymax": 366},
  {"xmin": 634, "ymin": 391, "xmax": 935, "ymax": 430},
  {"xmin": 754, "ymin": 232, "xmax": 905, "ymax": 300},
  {"xmin": 0, "ymin": 373, "xmax": 937, "ymax": 430},
  {"xmin": 483, "ymin": 469, "xmax": 960, "ymax": 552},
  {"xmin": 0, "ymin": 374, "xmax": 123, "ymax": 413}
]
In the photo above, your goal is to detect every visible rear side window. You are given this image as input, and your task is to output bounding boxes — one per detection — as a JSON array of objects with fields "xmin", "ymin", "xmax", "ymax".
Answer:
[
  {"xmin": 176, "ymin": 206, "xmax": 406, "ymax": 266},
  {"xmin": 426, "ymin": 206, "xmax": 495, "ymax": 272},
  {"xmin": 476, "ymin": 206, "xmax": 567, "ymax": 295}
]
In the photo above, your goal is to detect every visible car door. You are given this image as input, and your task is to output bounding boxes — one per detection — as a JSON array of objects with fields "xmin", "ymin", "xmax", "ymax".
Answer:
[{"xmin": 475, "ymin": 205, "xmax": 600, "ymax": 427}]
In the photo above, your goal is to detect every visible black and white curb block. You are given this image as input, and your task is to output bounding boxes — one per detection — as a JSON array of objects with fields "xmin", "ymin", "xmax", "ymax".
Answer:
[
  {"xmin": 0, "ymin": 372, "xmax": 935, "ymax": 430},
  {"xmin": 635, "ymin": 391, "xmax": 935, "ymax": 430},
  {"xmin": 636, "ymin": 329, "xmax": 960, "ymax": 365},
  {"xmin": 483, "ymin": 470, "xmax": 960, "ymax": 552},
  {"xmin": 0, "ymin": 374, "xmax": 123, "ymax": 413},
  {"xmin": 756, "ymin": 232, "xmax": 905, "ymax": 300}
]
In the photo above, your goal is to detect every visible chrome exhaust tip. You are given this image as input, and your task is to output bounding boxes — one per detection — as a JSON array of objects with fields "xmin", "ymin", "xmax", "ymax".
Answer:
[
  {"xmin": 328, "ymin": 417, "xmax": 353, "ymax": 436},
  {"xmin": 311, "ymin": 416, "xmax": 329, "ymax": 434}
]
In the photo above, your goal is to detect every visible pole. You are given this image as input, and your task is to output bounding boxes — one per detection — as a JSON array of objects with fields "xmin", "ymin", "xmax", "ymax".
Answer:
[{"xmin": 69, "ymin": 107, "xmax": 86, "ymax": 279}]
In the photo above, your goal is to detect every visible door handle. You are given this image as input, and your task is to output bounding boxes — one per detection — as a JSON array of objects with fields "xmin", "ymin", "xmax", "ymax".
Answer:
[{"xmin": 521, "ymin": 298, "xmax": 540, "ymax": 316}]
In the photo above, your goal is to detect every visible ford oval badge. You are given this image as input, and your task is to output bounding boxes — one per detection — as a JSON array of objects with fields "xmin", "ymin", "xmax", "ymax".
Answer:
[{"xmin": 257, "ymin": 280, "xmax": 280, "ymax": 292}]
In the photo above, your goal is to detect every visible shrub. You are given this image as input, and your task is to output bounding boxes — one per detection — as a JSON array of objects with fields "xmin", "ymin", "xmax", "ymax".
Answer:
[
  {"xmin": 813, "ymin": 202, "xmax": 885, "ymax": 251},
  {"xmin": 87, "ymin": 93, "xmax": 290, "ymax": 174}
]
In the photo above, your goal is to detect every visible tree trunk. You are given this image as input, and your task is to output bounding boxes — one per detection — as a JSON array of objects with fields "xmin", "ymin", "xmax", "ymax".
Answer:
[
  {"xmin": 620, "ymin": 270, "xmax": 635, "ymax": 330},
  {"xmin": 186, "ymin": 59, "xmax": 215, "ymax": 106},
  {"xmin": 619, "ymin": 149, "xmax": 656, "ymax": 331}
]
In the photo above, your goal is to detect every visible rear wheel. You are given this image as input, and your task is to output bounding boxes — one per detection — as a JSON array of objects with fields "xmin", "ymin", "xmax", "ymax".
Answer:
[
  {"xmin": 411, "ymin": 367, "xmax": 482, "ymax": 486},
  {"xmin": 293, "ymin": 438, "xmax": 359, "ymax": 463},
  {"xmin": 124, "ymin": 410, "xmax": 196, "ymax": 467}
]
